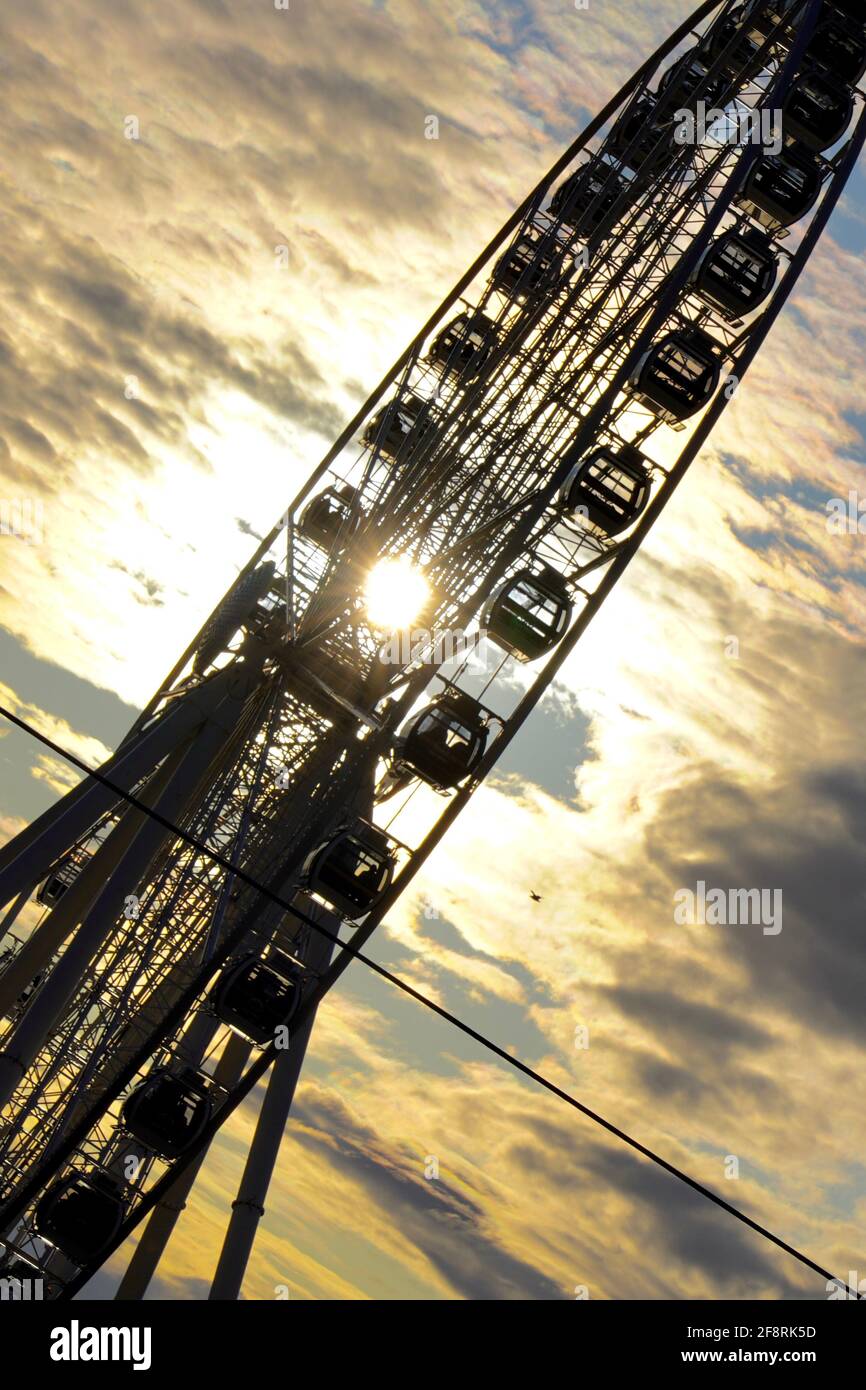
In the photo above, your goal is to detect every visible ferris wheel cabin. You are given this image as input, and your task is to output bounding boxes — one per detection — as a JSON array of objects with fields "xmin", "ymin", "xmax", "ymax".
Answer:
[
  {"xmin": 550, "ymin": 160, "xmax": 630, "ymax": 238},
  {"xmin": 35, "ymin": 854, "xmax": 83, "ymax": 908},
  {"xmin": 121, "ymin": 1069, "xmax": 213, "ymax": 1160},
  {"xmin": 362, "ymin": 393, "xmax": 436, "ymax": 464},
  {"xmin": 657, "ymin": 46, "xmax": 727, "ymax": 112},
  {"xmin": 608, "ymin": 95, "xmax": 673, "ymax": 176},
  {"xmin": 298, "ymin": 485, "xmax": 361, "ymax": 552},
  {"xmin": 492, "ymin": 227, "xmax": 565, "ymax": 303},
  {"xmin": 192, "ymin": 561, "xmax": 276, "ymax": 676},
  {"xmin": 701, "ymin": 10, "xmax": 764, "ymax": 77},
  {"xmin": 735, "ymin": 145, "xmax": 822, "ymax": 228},
  {"xmin": 34, "ymin": 1172, "xmax": 126, "ymax": 1265},
  {"xmin": 429, "ymin": 312, "xmax": 497, "ymax": 380},
  {"xmin": 805, "ymin": 14, "xmax": 866, "ymax": 84},
  {"xmin": 560, "ymin": 445, "xmax": 652, "ymax": 536},
  {"xmin": 627, "ymin": 326, "xmax": 722, "ymax": 420},
  {"xmin": 743, "ymin": 0, "xmax": 801, "ymax": 43},
  {"xmin": 394, "ymin": 691, "xmax": 489, "ymax": 791},
  {"xmin": 304, "ymin": 822, "xmax": 395, "ymax": 919},
  {"xmin": 482, "ymin": 566, "xmax": 573, "ymax": 662},
  {"xmin": 781, "ymin": 66, "xmax": 854, "ymax": 149},
  {"xmin": 691, "ymin": 225, "xmax": 779, "ymax": 317},
  {"xmin": 213, "ymin": 950, "xmax": 303, "ymax": 1046}
]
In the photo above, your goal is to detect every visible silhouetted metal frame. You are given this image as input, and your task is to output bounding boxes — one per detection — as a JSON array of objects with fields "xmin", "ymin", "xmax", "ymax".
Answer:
[
  {"xmin": 132, "ymin": 0, "xmax": 738, "ymax": 727},
  {"xmin": 33, "ymin": 0, "xmax": 862, "ymax": 1295}
]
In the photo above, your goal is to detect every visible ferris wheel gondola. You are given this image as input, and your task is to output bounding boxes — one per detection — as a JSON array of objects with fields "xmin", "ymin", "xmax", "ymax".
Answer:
[{"xmin": 1, "ymin": 0, "xmax": 863, "ymax": 1301}]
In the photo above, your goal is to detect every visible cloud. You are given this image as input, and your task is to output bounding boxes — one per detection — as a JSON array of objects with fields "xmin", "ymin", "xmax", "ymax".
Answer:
[
  {"xmin": 291, "ymin": 1086, "xmax": 567, "ymax": 1299},
  {"xmin": 3, "ymin": 0, "xmax": 866, "ymax": 1305},
  {"xmin": 0, "ymin": 679, "xmax": 113, "ymax": 771}
]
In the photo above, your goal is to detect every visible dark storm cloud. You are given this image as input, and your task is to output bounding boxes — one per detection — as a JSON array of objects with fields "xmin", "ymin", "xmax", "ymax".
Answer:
[{"xmin": 293, "ymin": 1087, "xmax": 566, "ymax": 1299}]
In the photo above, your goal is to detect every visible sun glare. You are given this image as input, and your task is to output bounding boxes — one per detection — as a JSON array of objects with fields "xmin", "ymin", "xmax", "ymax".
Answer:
[{"xmin": 363, "ymin": 557, "xmax": 430, "ymax": 631}]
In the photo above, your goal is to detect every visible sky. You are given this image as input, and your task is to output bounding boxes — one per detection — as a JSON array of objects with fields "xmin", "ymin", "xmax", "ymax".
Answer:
[{"xmin": 1, "ymin": 0, "xmax": 866, "ymax": 1300}]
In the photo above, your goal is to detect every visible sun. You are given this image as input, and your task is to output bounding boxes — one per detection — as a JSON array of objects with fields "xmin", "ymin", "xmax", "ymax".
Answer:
[{"xmin": 363, "ymin": 557, "xmax": 430, "ymax": 632}]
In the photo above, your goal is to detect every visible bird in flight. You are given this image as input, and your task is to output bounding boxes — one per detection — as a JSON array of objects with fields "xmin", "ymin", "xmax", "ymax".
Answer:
[{"xmin": 529, "ymin": 891, "xmax": 542, "ymax": 903}]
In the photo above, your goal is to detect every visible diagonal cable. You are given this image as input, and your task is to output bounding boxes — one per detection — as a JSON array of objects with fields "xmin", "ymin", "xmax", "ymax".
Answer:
[{"xmin": 0, "ymin": 701, "xmax": 858, "ymax": 1300}]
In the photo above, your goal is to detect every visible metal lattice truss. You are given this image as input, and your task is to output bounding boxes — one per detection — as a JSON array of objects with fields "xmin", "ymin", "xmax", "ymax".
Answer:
[{"xmin": 0, "ymin": 0, "xmax": 863, "ymax": 1295}]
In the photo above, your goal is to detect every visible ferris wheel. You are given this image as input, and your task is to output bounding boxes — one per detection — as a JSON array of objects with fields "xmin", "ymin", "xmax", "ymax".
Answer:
[{"xmin": 0, "ymin": 0, "xmax": 862, "ymax": 1300}]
